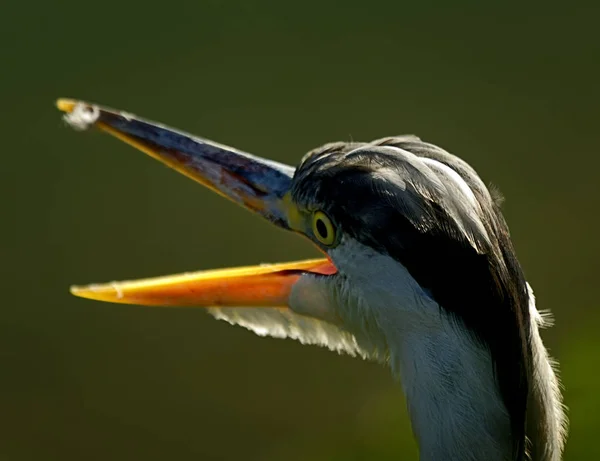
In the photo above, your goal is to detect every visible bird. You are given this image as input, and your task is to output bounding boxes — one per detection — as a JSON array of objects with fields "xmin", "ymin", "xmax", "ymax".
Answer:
[{"xmin": 57, "ymin": 98, "xmax": 568, "ymax": 461}]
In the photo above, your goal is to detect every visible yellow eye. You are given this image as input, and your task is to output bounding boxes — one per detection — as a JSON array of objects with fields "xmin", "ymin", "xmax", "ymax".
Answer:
[{"xmin": 312, "ymin": 211, "xmax": 336, "ymax": 246}]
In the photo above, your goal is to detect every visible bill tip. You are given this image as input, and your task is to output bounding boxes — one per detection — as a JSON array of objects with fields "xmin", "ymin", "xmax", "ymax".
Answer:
[
  {"xmin": 57, "ymin": 99, "xmax": 101, "ymax": 131},
  {"xmin": 70, "ymin": 282, "xmax": 121, "ymax": 301},
  {"xmin": 56, "ymin": 98, "xmax": 78, "ymax": 113},
  {"xmin": 69, "ymin": 284, "xmax": 84, "ymax": 296}
]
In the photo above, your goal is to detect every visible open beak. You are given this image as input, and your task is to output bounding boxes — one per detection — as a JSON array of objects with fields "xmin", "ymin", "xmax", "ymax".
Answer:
[{"xmin": 57, "ymin": 98, "xmax": 335, "ymax": 308}]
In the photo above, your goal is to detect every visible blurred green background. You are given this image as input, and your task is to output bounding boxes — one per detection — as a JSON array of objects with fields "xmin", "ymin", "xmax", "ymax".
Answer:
[{"xmin": 2, "ymin": 1, "xmax": 599, "ymax": 460}]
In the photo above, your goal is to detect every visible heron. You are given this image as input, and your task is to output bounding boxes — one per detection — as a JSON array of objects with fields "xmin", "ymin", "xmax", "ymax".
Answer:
[{"xmin": 56, "ymin": 99, "xmax": 568, "ymax": 461}]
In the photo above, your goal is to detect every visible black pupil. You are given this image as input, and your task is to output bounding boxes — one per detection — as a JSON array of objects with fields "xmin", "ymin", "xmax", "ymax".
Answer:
[{"xmin": 316, "ymin": 218, "xmax": 328, "ymax": 239}]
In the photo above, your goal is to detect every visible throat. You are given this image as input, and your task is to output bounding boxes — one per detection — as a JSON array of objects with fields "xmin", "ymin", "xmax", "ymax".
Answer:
[{"xmin": 395, "ymin": 325, "xmax": 512, "ymax": 461}]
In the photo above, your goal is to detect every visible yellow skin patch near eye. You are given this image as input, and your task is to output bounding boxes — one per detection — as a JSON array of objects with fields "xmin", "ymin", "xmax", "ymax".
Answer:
[
  {"xmin": 312, "ymin": 211, "xmax": 336, "ymax": 246},
  {"xmin": 281, "ymin": 192, "xmax": 306, "ymax": 231}
]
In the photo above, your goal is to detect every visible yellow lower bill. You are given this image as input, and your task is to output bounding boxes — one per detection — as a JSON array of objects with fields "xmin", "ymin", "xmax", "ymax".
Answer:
[{"xmin": 70, "ymin": 258, "xmax": 336, "ymax": 307}]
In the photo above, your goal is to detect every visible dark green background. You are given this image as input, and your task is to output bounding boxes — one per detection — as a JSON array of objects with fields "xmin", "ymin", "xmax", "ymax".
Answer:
[{"xmin": 2, "ymin": 1, "xmax": 599, "ymax": 459}]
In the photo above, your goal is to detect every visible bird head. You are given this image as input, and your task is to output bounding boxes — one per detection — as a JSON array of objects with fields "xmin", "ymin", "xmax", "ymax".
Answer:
[{"xmin": 59, "ymin": 99, "xmax": 494, "ymax": 347}]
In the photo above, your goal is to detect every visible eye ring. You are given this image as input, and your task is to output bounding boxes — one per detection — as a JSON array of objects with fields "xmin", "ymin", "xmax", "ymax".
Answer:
[{"xmin": 312, "ymin": 211, "xmax": 336, "ymax": 246}]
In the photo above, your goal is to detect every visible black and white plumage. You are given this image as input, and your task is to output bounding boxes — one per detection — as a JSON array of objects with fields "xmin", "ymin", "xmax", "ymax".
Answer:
[
  {"xmin": 291, "ymin": 136, "xmax": 566, "ymax": 460},
  {"xmin": 59, "ymin": 100, "xmax": 568, "ymax": 461}
]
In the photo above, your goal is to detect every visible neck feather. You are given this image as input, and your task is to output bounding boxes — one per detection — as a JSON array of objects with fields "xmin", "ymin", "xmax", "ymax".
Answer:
[
  {"xmin": 330, "ymin": 241, "xmax": 567, "ymax": 461},
  {"xmin": 392, "ymin": 312, "xmax": 513, "ymax": 461},
  {"xmin": 523, "ymin": 286, "xmax": 567, "ymax": 461}
]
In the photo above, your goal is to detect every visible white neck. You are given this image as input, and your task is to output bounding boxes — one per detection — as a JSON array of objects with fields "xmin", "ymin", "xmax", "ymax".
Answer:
[
  {"xmin": 327, "ymin": 239, "xmax": 566, "ymax": 461},
  {"xmin": 396, "ymin": 322, "xmax": 512, "ymax": 461},
  {"xmin": 327, "ymin": 239, "xmax": 512, "ymax": 460}
]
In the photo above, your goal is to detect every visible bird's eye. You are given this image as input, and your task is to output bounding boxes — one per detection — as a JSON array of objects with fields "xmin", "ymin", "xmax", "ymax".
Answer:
[{"xmin": 312, "ymin": 211, "xmax": 336, "ymax": 246}]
